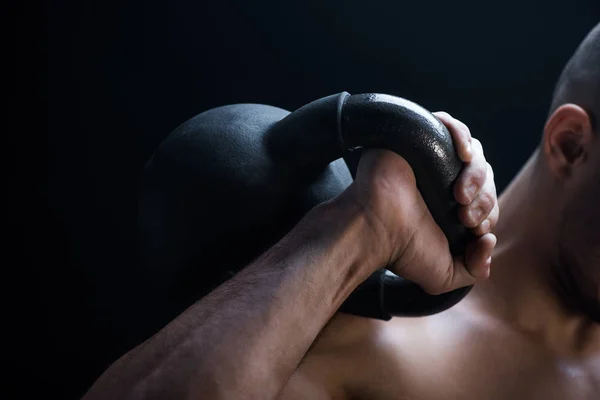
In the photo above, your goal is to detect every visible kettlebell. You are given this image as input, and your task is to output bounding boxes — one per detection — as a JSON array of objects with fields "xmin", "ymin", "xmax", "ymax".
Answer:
[{"xmin": 139, "ymin": 92, "xmax": 473, "ymax": 321}]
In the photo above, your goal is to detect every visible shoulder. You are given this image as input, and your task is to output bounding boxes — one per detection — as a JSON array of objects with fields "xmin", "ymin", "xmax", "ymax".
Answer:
[
  {"xmin": 286, "ymin": 312, "xmax": 430, "ymax": 399},
  {"xmin": 309, "ymin": 306, "xmax": 482, "ymax": 360},
  {"xmin": 309, "ymin": 311, "xmax": 427, "ymax": 357},
  {"xmin": 295, "ymin": 303, "xmax": 500, "ymax": 398}
]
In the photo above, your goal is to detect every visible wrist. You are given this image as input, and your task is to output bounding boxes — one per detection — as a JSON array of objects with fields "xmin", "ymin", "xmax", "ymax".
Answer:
[{"xmin": 302, "ymin": 189, "xmax": 388, "ymax": 282}]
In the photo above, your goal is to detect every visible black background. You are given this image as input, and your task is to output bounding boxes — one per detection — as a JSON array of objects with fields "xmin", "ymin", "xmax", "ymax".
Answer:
[{"xmin": 11, "ymin": 1, "xmax": 600, "ymax": 398}]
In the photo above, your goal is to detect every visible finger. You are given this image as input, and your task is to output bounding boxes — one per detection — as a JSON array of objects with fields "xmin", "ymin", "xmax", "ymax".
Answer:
[
  {"xmin": 434, "ymin": 111, "xmax": 473, "ymax": 162},
  {"xmin": 464, "ymin": 233, "xmax": 496, "ymax": 279},
  {"xmin": 433, "ymin": 233, "xmax": 495, "ymax": 292},
  {"xmin": 390, "ymin": 205, "xmax": 490, "ymax": 295},
  {"xmin": 458, "ymin": 164, "xmax": 496, "ymax": 228},
  {"xmin": 443, "ymin": 233, "xmax": 496, "ymax": 292},
  {"xmin": 387, "ymin": 182, "xmax": 494, "ymax": 295},
  {"xmin": 387, "ymin": 189, "xmax": 463, "ymax": 295},
  {"xmin": 472, "ymin": 201, "xmax": 499, "ymax": 236},
  {"xmin": 454, "ymin": 139, "xmax": 487, "ymax": 206}
]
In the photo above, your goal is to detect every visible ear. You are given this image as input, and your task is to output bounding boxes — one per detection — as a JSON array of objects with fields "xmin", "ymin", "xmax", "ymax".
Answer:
[{"xmin": 542, "ymin": 104, "xmax": 594, "ymax": 178}]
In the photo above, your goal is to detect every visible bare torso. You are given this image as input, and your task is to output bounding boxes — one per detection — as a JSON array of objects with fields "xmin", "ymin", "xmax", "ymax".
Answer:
[{"xmin": 279, "ymin": 297, "xmax": 600, "ymax": 400}]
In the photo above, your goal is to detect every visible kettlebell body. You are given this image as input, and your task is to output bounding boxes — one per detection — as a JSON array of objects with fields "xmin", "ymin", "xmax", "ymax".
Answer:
[{"xmin": 140, "ymin": 92, "xmax": 472, "ymax": 320}]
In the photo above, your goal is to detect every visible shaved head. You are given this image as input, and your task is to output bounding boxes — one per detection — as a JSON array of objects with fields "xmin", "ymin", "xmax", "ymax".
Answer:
[
  {"xmin": 535, "ymin": 22, "xmax": 600, "ymax": 322},
  {"xmin": 550, "ymin": 23, "xmax": 600, "ymax": 130}
]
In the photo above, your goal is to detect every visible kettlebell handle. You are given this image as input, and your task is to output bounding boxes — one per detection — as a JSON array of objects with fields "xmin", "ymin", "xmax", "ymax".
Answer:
[{"xmin": 268, "ymin": 92, "xmax": 472, "ymax": 319}]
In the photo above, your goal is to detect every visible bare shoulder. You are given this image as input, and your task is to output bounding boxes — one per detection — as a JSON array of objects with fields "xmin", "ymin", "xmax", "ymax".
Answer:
[
  {"xmin": 279, "ymin": 311, "xmax": 437, "ymax": 400},
  {"xmin": 280, "ymin": 301, "xmax": 509, "ymax": 400},
  {"xmin": 277, "ymin": 312, "xmax": 392, "ymax": 399},
  {"xmin": 280, "ymin": 299, "xmax": 600, "ymax": 400}
]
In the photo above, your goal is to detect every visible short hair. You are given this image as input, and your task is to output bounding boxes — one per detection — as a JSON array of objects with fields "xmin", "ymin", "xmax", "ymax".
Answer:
[{"xmin": 549, "ymin": 23, "xmax": 600, "ymax": 132}]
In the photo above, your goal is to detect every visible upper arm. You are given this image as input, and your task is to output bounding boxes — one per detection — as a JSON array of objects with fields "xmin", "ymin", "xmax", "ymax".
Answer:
[
  {"xmin": 276, "ymin": 313, "xmax": 386, "ymax": 400},
  {"xmin": 277, "ymin": 312, "xmax": 433, "ymax": 400}
]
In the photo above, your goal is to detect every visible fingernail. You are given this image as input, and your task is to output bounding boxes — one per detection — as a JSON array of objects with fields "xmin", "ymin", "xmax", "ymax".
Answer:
[
  {"xmin": 468, "ymin": 207, "xmax": 483, "ymax": 224},
  {"xmin": 480, "ymin": 219, "xmax": 490, "ymax": 233}
]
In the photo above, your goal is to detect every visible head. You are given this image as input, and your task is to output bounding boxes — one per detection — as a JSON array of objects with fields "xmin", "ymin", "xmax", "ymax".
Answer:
[{"xmin": 538, "ymin": 23, "xmax": 600, "ymax": 321}]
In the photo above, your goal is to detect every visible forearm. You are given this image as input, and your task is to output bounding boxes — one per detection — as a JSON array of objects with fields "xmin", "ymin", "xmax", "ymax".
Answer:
[{"xmin": 83, "ymin": 193, "xmax": 381, "ymax": 400}]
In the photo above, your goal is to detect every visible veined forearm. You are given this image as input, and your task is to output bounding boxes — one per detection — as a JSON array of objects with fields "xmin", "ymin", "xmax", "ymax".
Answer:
[{"xmin": 83, "ymin": 193, "xmax": 380, "ymax": 400}]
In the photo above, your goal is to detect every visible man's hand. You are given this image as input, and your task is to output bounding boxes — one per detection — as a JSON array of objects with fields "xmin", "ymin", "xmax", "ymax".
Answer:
[
  {"xmin": 348, "ymin": 112, "xmax": 498, "ymax": 295},
  {"xmin": 84, "ymin": 110, "xmax": 498, "ymax": 400}
]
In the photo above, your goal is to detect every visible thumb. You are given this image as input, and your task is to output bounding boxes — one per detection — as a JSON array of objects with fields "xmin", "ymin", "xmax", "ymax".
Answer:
[
  {"xmin": 432, "ymin": 233, "xmax": 496, "ymax": 294},
  {"xmin": 389, "ymin": 201, "xmax": 495, "ymax": 295},
  {"xmin": 449, "ymin": 233, "xmax": 496, "ymax": 286}
]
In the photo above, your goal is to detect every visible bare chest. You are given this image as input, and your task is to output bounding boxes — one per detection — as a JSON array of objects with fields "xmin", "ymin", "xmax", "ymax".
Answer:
[
  {"xmin": 363, "ymin": 351, "xmax": 600, "ymax": 400},
  {"xmin": 407, "ymin": 357, "xmax": 600, "ymax": 400},
  {"xmin": 359, "ymin": 320, "xmax": 600, "ymax": 400}
]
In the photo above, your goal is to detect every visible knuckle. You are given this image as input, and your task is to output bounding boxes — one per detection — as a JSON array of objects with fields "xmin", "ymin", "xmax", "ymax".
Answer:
[
  {"xmin": 478, "ymin": 191, "xmax": 496, "ymax": 213},
  {"xmin": 457, "ymin": 120, "xmax": 471, "ymax": 136},
  {"xmin": 470, "ymin": 166, "xmax": 487, "ymax": 187},
  {"xmin": 459, "ymin": 206, "xmax": 472, "ymax": 224}
]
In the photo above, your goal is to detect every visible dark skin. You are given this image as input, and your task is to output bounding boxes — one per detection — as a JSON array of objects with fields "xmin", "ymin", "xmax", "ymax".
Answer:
[
  {"xmin": 82, "ymin": 112, "xmax": 498, "ymax": 400},
  {"xmin": 275, "ymin": 26, "xmax": 600, "ymax": 400},
  {"xmin": 84, "ymin": 25, "xmax": 600, "ymax": 400},
  {"xmin": 277, "ymin": 104, "xmax": 600, "ymax": 400}
]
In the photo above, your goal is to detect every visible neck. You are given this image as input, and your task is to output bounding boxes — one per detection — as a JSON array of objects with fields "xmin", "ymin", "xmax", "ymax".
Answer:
[{"xmin": 468, "ymin": 152, "xmax": 600, "ymax": 356}]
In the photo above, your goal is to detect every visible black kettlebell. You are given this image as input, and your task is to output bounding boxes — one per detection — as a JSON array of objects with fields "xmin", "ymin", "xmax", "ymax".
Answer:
[{"xmin": 139, "ymin": 92, "xmax": 472, "ymax": 321}]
